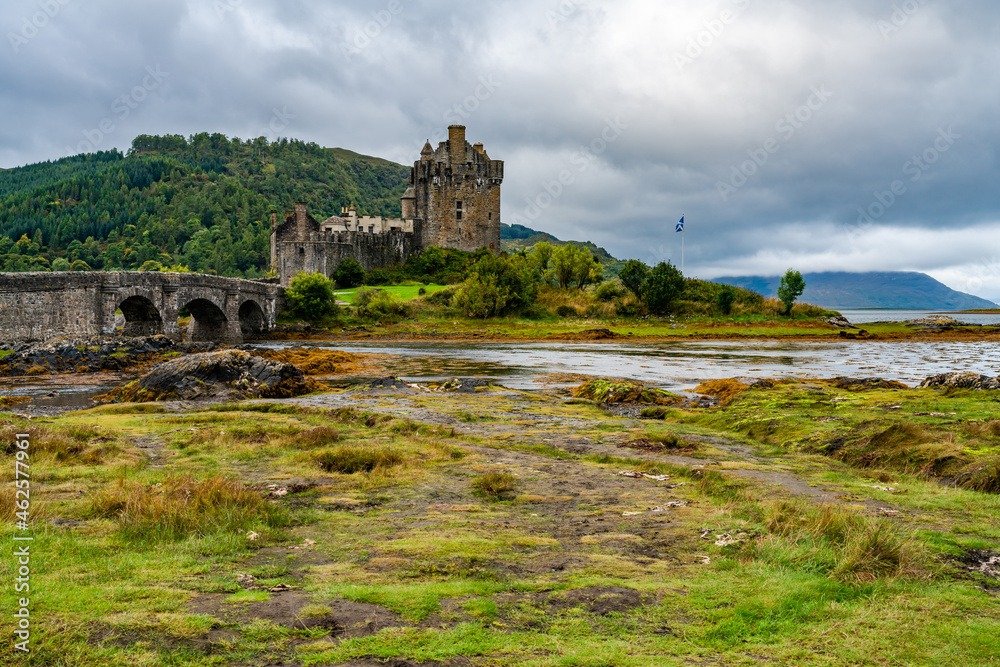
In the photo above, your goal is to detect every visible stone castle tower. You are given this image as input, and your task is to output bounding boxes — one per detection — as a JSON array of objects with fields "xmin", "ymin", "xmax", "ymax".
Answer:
[
  {"xmin": 403, "ymin": 125, "xmax": 503, "ymax": 252},
  {"xmin": 270, "ymin": 125, "xmax": 502, "ymax": 287}
]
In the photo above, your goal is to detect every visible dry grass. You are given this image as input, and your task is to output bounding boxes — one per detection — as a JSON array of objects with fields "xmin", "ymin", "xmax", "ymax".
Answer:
[
  {"xmin": 89, "ymin": 474, "xmax": 285, "ymax": 540},
  {"xmin": 315, "ymin": 446, "xmax": 403, "ymax": 474},
  {"xmin": 472, "ymin": 471, "xmax": 519, "ymax": 500}
]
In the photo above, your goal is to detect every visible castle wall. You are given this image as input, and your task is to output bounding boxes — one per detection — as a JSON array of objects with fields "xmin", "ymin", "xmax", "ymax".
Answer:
[{"xmin": 274, "ymin": 225, "xmax": 423, "ymax": 287}]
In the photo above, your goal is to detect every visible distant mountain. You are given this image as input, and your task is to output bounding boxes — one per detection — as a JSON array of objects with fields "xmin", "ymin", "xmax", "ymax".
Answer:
[{"xmin": 714, "ymin": 271, "xmax": 997, "ymax": 310}]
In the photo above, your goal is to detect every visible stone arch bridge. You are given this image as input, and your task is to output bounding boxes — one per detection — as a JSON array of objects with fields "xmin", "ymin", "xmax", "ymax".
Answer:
[{"xmin": 0, "ymin": 272, "xmax": 283, "ymax": 343}]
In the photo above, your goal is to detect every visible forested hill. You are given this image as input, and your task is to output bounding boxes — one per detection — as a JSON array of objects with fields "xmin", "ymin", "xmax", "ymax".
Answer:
[{"xmin": 0, "ymin": 133, "xmax": 410, "ymax": 277}]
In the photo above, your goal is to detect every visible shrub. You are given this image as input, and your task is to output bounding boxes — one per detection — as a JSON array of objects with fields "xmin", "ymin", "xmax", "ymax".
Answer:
[
  {"xmin": 642, "ymin": 261, "xmax": 685, "ymax": 314},
  {"xmin": 285, "ymin": 272, "xmax": 338, "ymax": 324},
  {"xmin": 333, "ymin": 258, "xmax": 365, "ymax": 288},
  {"xmin": 426, "ymin": 286, "xmax": 458, "ymax": 306},
  {"xmin": 595, "ymin": 280, "xmax": 625, "ymax": 302},
  {"xmin": 365, "ymin": 268, "xmax": 395, "ymax": 285},
  {"xmin": 716, "ymin": 285, "xmax": 737, "ymax": 315},
  {"xmin": 418, "ymin": 286, "xmax": 427, "ymax": 296},
  {"xmin": 356, "ymin": 289, "xmax": 411, "ymax": 321},
  {"xmin": 618, "ymin": 259, "xmax": 650, "ymax": 297},
  {"xmin": 556, "ymin": 305, "xmax": 578, "ymax": 317},
  {"xmin": 454, "ymin": 253, "xmax": 537, "ymax": 318}
]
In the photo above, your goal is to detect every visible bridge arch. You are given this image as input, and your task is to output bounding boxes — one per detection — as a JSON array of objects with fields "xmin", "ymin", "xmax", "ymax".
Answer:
[
  {"xmin": 182, "ymin": 297, "xmax": 230, "ymax": 342},
  {"xmin": 238, "ymin": 299, "xmax": 267, "ymax": 337},
  {"xmin": 118, "ymin": 294, "xmax": 164, "ymax": 337}
]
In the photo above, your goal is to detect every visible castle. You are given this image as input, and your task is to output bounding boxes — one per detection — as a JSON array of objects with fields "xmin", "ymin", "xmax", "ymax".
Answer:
[{"xmin": 270, "ymin": 125, "xmax": 503, "ymax": 287}]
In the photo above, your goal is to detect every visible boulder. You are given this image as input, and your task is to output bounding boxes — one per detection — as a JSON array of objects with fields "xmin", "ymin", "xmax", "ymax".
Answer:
[
  {"xmin": 918, "ymin": 372, "xmax": 1000, "ymax": 391},
  {"xmin": 97, "ymin": 350, "xmax": 323, "ymax": 403},
  {"xmin": 832, "ymin": 377, "xmax": 909, "ymax": 391}
]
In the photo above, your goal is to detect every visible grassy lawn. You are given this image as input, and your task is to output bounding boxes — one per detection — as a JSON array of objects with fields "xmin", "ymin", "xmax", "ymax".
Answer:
[{"xmin": 332, "ymin": 284, "xmax": 451, "ymax": 304}]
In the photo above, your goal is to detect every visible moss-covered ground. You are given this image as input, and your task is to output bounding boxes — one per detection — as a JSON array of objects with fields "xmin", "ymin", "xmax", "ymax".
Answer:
[{"xmin": 2, "ymin": 378, "xmax": 1000, "ymax": 666}]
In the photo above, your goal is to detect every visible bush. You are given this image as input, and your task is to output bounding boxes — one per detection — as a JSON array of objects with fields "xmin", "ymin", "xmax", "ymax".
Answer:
[
  {"xmin": 715, "ymin": 285, "xmax": 738, "ymax": 315},
  {"xmin": 642, "ymin": 261, "xmax": 685, "ymax": 314},
  {"xmin": 365, "ymin": 268, "xmax": 395, "ymax": 285},
  {"xmin": 618, "ymin": 259, "xmax": 650, "ymax": 297},
  {"xmin": 556, "ymin": 305, "xmax": 578, "ymax": 317},
  {"xmin": 285, "ymin": 272, "xmax": 338, "ymax": 324},
  {"xmin": 426, "ymin": 286, "xmax": 458, "ymax": 306},
  {"xmin": 356, "ymin": 289, "xmax": 411, "ymax": 321},
  {"xmin": 595, "ymin": 279, "xmax": 625, "ymax": 302},
  {"xmin": 454, "ymin": 253, "xmax": 537, "ymax": 318},
  {"xmin": 418, "ymin": 286, "xmax": 427, "ymax": 296},
  {"xmin": 333, "ymin": 258, "xmax": 365, "ymax": 288}
]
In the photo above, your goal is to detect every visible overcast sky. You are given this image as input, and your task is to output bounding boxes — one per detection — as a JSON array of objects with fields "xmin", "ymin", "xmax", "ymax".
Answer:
[{"xmin": 2, "ymin": 0, "xmax": 999, "ymax": 300}]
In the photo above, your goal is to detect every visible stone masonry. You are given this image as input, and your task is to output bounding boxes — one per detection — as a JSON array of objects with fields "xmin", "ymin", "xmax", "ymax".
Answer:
[{"xmin": 0, "ymin": 272, "xmax": 280, "ymax": 343}]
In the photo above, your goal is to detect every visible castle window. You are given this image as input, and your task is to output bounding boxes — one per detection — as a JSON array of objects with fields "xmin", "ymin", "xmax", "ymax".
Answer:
[{"xmin": 456, "ymin": 200, "xmax": 463, "ymax": 221}]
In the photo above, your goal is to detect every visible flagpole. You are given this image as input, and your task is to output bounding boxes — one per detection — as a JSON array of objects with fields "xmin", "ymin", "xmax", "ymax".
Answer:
[{"xmin": 681, "ymin": 213, "xmax": 685, "ymax": 276}]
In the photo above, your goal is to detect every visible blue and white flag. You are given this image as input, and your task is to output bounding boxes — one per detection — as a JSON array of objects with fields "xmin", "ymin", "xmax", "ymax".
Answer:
[{"xmin": 675, "ymin": 216, "xmax": 684, "ymax": 233}]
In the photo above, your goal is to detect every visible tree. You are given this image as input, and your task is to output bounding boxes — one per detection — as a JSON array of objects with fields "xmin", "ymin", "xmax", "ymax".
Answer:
[
  {"xmin": 530, "ymin": 242, "xmax": 553, "ymax": 276},
  {"xmin": 716, "ymin": 285, "xmax": 737, "ymax": 315},
  {"xmin": 643, "ymin": 261, "xmax": 684, "ymax": 314},
  {"xmin": 618, "ymin": 259, "xmax": 650, "ymax": 297},
  {"xmin": 574, "ymin": 251, "xmax": 603, "ymax": 290},
  {"xmin": 285, "ymin": 271, "xmax": 338, "ymax": 323},
  {"xmin": 333, "ymin": 258, "xmax": 366, "ymax": 288},
  {"xmin": 777, "ymin": 269, "xmax": 806, "ymax": 315}
]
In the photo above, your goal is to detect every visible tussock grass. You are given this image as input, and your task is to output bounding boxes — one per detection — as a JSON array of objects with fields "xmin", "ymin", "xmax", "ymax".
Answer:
[
  {"xmin": 750, "ymin": 500, "xmax": 929, "ymax": 583},
  {"xmin": 89, "ymin": 474, "xmax": 286, "ymax": 540},
  {"xmin": 315, "ymin": 446, "xmax": 403, "ymax": 474},
  {"xmin": 472, "ymin": 471, "xmax": 518, "ymax": 500},
  {"xmin": 1, "ymin": 424, "xmax": 128, "ymax": 465}
]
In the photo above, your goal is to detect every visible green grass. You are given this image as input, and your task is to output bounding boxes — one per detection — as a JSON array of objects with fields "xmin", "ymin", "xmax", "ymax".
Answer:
[{"xmin": 333, "ymin": 283, "xmax": 450, "ymax": 303}]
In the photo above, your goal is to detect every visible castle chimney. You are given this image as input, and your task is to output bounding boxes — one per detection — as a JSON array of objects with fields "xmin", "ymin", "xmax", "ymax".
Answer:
[
  {"xmin": 448, "ymin": 125, "xmax": 466, "ymax": 164},
  {"xmin": 270, "ymin": 209, "xmax": 277, "ymax": 230},
  {"xmin": 473, "ymin": 142, "xmax": 484, "ymax": 155}
]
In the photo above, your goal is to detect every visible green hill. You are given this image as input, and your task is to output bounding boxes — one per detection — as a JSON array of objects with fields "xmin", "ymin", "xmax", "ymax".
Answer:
[
  {"xmin": 500, "ymin": 222, "xmax": 624, "ymax": 274},
  {"xmin": 0, "ymin": 134, "xmax": 410, "ymax": 277},
  {"xmin": 715, "ymin": 271, "xmax": 997, "ymax": 310}
]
